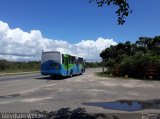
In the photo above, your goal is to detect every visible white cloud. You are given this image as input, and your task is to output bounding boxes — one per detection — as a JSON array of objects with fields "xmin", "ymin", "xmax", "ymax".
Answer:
[{"xmin": 0, "ymin": 20, "xmax": 117, "ymax": 61}]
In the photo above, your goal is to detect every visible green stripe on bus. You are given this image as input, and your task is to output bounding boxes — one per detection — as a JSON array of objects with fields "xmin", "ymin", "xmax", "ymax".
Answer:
[{"xmin": 62, "ymin": 64, "xmax": 84, "ymax": 70}]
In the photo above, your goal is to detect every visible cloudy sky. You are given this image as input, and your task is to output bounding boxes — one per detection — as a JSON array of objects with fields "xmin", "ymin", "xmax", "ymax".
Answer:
[
  {"xmin": 0, "ymin": 21, "xmax": 117, "ymax": 61},
  {"xmin": 0, "ymin": 0, "xmax": 160, "ymax": 61}
]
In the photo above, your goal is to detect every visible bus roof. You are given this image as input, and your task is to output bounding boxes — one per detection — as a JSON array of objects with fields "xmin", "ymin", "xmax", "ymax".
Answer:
[
  {"xmin": 42, "ymin": 51, "xmax": 60, "ymax": 54},
  {"xmin": 42, "ymin": 51, "xmax": 84, "ymax": 59}
]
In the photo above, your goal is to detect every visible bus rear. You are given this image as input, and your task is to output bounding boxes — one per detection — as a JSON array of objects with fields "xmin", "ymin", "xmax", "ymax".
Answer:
[{"xmin": 41, "ymin": 51, "xmax": 62, "ymax": 76}]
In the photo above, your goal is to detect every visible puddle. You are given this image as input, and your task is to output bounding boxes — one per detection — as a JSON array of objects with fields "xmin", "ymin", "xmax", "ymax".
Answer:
[
  {"xmin": 83, "ymin": 99, "xmax": 160, "ymax": 111},
  {"xmin": 0, "ymin": 94, "xmax": 21, "ymax": 98}
]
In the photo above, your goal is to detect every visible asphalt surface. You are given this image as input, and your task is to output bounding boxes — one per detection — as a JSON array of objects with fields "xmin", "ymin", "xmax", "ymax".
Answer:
[
  {"xmin": 0, "ymin": 73, "xmax": 40, "ymax": 82},
  {"xmin": 0, "ymin": 68, "xmax": 160, "ymax": 116}
]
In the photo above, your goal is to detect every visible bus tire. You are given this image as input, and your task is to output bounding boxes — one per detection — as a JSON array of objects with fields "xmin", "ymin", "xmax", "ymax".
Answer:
[
  {"xmin": 50, "ymin": 75, "xmax": 54, "ymax": 79},
  {"xmin": 80, "ymin": 69, "xmax": 83, "ymax": 75},
  {"xmin": 70, "ymin": 70, "xmax": 73, "ymax": 78}
]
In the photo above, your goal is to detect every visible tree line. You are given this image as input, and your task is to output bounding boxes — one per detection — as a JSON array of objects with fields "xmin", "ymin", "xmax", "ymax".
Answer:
[
  {"xmin": 0, "ymin": 58, "xmax": 104, "ymax": 73},
  {"xmin": 85, "ymin": 62, "xmax": 102, "ymax": 68},
  {"xmin": 0, "ymin": 60, "xmax": 40, "ymax": 73},
  {"xmin": 100, "ymin": 36, "xmax": 160, "ymax": 79}
]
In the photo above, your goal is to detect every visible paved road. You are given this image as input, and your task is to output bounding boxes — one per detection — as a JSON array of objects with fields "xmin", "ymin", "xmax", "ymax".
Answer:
[
  {"xmin": 0, "ymin": 68, "xmax": 160, "ymax": 115},
  {"xmin": 0, "ymin": 73, "xmax": 40, "ymax": 82}
]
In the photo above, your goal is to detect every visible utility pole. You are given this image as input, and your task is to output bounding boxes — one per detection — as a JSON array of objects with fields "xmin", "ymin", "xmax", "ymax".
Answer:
[{"xmin": 102, "ymin": 59, "xmax": 104, "ymax": 74}]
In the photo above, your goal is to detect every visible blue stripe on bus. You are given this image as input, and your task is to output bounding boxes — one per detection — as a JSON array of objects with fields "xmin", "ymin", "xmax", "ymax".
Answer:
[{"xmin": 41, "ymin": 60, "xmax": 84, "ymax": 76}]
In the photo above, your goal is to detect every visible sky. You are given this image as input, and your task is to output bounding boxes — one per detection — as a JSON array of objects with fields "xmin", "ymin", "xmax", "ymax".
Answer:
[{"xmin": 0, "ymin": 0, "xmax": 160, "ymax": 61}]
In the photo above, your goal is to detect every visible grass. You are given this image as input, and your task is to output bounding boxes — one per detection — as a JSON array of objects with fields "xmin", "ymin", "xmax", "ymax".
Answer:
[
  {"xmin": 96, "ymin": 71, "xmax": 139, "ymax": 80},
  {"xmin": 96, "ymin": 71, "xmax": 160, "ymax": 81},
  {"xmin": 96, "ymin": 72, "xmax": 115, "ymax": 78}
]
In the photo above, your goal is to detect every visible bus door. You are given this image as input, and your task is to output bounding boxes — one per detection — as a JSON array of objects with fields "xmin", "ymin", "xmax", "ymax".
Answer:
[
  {"xmin": 76, "ymin": 58, "xmax": 79, "ymax": 74},
  {"xmin": 64, "ymin": 56, "xmax": 69, "ymax": 75}
]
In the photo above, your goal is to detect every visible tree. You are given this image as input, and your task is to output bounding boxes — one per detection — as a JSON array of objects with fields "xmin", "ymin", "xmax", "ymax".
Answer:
[
  {"xmin": 135, "ymin": 36, "xmax": 160, "ymax": 54},
  {"xmin": 89, "ymin": 0, "xmax": 132, "ymax": 25},
  {"xmin": 100, "ymin": 36, "xmax": 160, "ymax": 79}
]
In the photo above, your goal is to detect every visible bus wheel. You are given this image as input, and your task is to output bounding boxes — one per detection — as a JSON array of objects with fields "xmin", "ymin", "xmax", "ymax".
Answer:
[
  {"xmin": 80, "ymin": 69, "xmax": 83, "ymax": 75},
  {"xmin": 70, "ymin": 70, "xmax": 73, "ymax": 78},
  {"xmin": 50, "ymin": 75, "xmax": 54, "ymax": 79}
]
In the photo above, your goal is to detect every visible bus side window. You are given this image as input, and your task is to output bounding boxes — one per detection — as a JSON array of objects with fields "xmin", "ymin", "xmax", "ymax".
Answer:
[
  {"xmin": 78, "ymin": 57, "xmax": 82, "ymax": 64},
  {"xmin": 70, "ymin": 56, "xmax": 72, "ymax": 64},
  {"xmin": 62, "ymin": 54, "xmax": 64, "ymax": 64},
  {"xmin": 69, "ymin": 56, "xmax": 76, "ymax": 64},
  {"xmin": 78, "ymin": 57, "xmax": 84, "ymax": 64},
  {"xmin": 72, "ymin": 56, "xmax": 76, "ymax": 64},
  {"xmin": 69, "ymin": 55, "xmax": 71, "ymax": 64},
  {"xmin": 63, "ymin": 55, "xmax": 68, "ymax": 66},
  {"xmin": 64, "ymin": 57, "xmax": 68, "ymax": 66},
  {"xmin": 76, "ymin": 59, "xmax": 78, "ymax": 65}
]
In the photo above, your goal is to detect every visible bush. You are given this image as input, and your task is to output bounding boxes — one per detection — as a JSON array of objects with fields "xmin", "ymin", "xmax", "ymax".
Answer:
[
  {"xmin": 0, "ymin": 59, "xmax": 40, "ymax": 73},
  {"xmin": 118, "ymin": 53, "xmax": 160, "ymax": 79}
]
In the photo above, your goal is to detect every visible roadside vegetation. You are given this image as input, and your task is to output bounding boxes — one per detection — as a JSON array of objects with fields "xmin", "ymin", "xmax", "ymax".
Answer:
[
  {"xmin": 100, "ymin": 36, "xmax": 160, "ymax": 80},
  {"xmin": 96, "ymin": 72, "xmax": 114, "ymax": 78},
  {"xmin": 0, "ymin": 59, "xmax": 102, "ymax": 73},
  {"xmin": 0, "ymin": 59, "xmax": 40, "ymax": 73},
  {"xmin": 85, "ymin": 62, "xmax": 102, "ymax": 68}
]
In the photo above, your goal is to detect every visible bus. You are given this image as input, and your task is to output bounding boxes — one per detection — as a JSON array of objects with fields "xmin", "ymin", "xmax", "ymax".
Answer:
[{"xmin": 41, "ymin": 51, "xmax": 85, "ymax": 78}]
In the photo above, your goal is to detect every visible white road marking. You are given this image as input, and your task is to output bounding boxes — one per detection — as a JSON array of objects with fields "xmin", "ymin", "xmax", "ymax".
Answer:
[
  {"xmin": 20, "ymin": 97, "xmax": 53, "ymax": 103},
  {"xmin": 0, "ymin": 97, "xmax": 53, "ymax": 105},
  {"xmin": 58, "ymin": 88, "xmax": 71, "ymax": 92},
  {"xmin": 0, "ymin": 100, "xmax": 16, "ymax": 105},
  {"xmin": 46, "ymin": 84, "xmax": 57, "ymax": 87},
  {"xmin": 19, "ymin": 88, "xmax": 40, "ymax": 95}
]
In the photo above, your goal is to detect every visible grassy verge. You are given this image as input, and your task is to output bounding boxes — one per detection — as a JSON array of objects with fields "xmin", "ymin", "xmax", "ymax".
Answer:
[
  {"xmin": 96, "ymin": 72, "xmax": 140, "ymax": 80},
  {"xmin": 96, "ymin": 72, "xmax": 160, "ymax": 81},
  {"xmin": 96, "ymin": 72, "xmax": 115, "ymax": 78},
  {"xmin": 96, "ymin": 72, "xmax": 142, "ymax": 81},
  {"xmin": 96, "ymin": 71, "xmax": 140, "ymax": 79}
]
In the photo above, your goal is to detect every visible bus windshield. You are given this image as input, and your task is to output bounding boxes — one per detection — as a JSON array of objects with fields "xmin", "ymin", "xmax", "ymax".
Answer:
[{"xmin": 41, "ymin": 52, "xmax": 61, "ymax": 63}]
